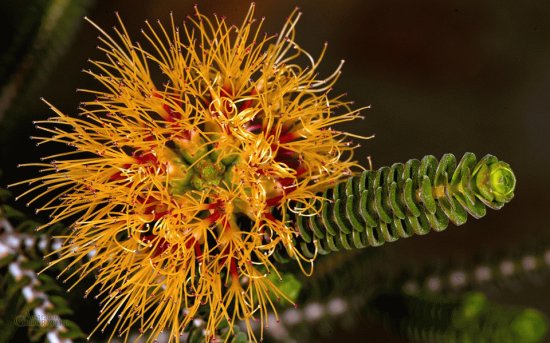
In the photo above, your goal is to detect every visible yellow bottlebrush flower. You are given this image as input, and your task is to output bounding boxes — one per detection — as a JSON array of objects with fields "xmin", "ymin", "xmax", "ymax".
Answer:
[{"xmin": 14, "ymin": 3, "xmax": 366, "ymax": 342}]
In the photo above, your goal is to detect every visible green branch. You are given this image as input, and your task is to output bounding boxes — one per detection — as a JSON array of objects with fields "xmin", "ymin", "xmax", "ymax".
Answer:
[
  {"xmin": 369, "ymin": 291, "xmax": 547, "ymax": 343},
  {"xmin": 288, "ymin": 152, "xmax": 515, "ymax": 258},
  {"xmin": 0, "ymin": 191, "xmax": 85, "ymax": 342}
]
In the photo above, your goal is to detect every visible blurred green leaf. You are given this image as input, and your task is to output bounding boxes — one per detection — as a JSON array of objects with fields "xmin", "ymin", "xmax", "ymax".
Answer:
[{"xmin": 0, "ymin": 0, "xmax": 94, "ymax": 143}]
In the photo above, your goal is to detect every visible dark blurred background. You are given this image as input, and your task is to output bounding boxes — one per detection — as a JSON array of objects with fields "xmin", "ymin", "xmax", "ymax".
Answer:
[{"xmin": 1, "ymin": 0, "xmax": 550, "ymax": 342}]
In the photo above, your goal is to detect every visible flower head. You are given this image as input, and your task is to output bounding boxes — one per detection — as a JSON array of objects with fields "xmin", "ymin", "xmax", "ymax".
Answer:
[{"xmin": 15, "ymin": 4, "xmax": 365, "ymax": 342}]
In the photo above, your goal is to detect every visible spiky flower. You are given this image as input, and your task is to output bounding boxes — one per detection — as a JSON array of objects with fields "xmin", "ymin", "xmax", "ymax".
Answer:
[{"xmin": 14, "ymin": 4, "xmax": 365, "ymax": 342}]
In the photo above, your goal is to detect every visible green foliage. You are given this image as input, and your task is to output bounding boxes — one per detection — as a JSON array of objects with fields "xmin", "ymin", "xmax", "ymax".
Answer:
[
  {"xmin": 183, "ymin": 318, "xmax": 249, "ymax": 343},
  {"xmin": 369, "ymin": 291, "xmax": 548, "ymax": 343},
  {"xmin": 0, "ymin": 0, "xmax": 93, "ymax": 142},
  {"xmin": 58, "ymin": 320, "xmax": 86, "ymax": 340},
  {"xmin": 400, "ymin": 235, "xmax": 550, "ymax": 294},
  {"xmin": 267, "ymin": 272, "xmax": 302, "ymax": 305},
  {"xmin": 0, "ymin": 189, "xmax": 85, "ymax": 342},
  {"xmin": 292, "ymin": 153, "xmax": 515, "ymax": 257},
  {"xmin": 260, "ymin": 153, "xmax": 544, "ymax": 343},
  {"xmin": 277, "ymin": 232, "xmax": 550, "ymax": 342}
]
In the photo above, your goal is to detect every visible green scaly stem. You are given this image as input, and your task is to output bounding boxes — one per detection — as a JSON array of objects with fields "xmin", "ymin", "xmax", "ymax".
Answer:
[{"xmin": 276, "ymin": 153, "xmax": 515, "ymax": 260}]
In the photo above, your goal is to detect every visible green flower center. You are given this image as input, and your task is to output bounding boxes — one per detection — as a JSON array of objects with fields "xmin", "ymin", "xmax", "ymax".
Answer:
[{"xmin": 191, "ymin": 159, "xmax": 226, "ymax": 190}]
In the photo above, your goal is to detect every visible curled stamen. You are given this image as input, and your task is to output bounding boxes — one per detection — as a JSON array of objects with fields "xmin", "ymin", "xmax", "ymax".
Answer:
[{"xmin": 12, "ymin": 4, "xmax": 367, "ymax": 343}]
